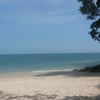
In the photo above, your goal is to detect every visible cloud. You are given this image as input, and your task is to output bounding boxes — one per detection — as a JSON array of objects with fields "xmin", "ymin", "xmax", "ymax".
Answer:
[
  {"xmin": 0, "ymin": 0, "xmax": 35, "ymax": 4},
  {"xmin": 16, "ymin": 13, "xmax": 78, "ymax": 26},
  {"xmin": 1, "ymin": 11, "xmax": 78, "ymax": 26},
  {"xmin": 0, "ymin": 0, "xmax": 66, "ymax": 5},
  {"xmin": 0, "ymin": 0, "xmax": 78, "ymax": 26},
  {"xmin": 44, "ymin": 0, "xmax": 66, "ymax": 5},
  {"xmin": 0, "ymin": 0, "xmax": 17, "ymax": 3}
]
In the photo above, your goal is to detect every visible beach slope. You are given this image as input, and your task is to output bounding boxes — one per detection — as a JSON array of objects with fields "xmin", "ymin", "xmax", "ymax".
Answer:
[{"xmin": 0, "ymin": 71, "xmax": 100, "ymax": 100}]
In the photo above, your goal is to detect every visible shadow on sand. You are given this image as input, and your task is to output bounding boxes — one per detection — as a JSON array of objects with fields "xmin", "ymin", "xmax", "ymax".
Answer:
[
  {"xmin": 0, "ymin": 91, "xmax": 100, "ymax": 100},
  {"xmin": 34, "ymin": 70, "xmax": 100, "ymax": 77}
]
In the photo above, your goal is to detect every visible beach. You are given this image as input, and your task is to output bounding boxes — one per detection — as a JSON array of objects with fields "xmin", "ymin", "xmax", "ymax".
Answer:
[{"xmin": 0, "ymin": 70, "xmax": 100, "ymax": 100}]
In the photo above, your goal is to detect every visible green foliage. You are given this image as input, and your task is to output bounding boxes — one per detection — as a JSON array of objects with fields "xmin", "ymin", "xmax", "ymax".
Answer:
[{"xmin": 78, "ymin": 0, "xmax": 100, "ymax": 41}]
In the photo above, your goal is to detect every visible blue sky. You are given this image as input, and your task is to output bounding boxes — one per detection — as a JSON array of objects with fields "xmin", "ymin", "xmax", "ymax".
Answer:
[{"xmin": 0, "ymin": 0, "xmax": 100, "ymax": 54}]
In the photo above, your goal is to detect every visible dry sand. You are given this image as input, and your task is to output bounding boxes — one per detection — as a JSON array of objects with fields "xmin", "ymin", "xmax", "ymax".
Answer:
[{"xmin": 0, "ymin": 71, "xmax": 100, "ymax": 100}]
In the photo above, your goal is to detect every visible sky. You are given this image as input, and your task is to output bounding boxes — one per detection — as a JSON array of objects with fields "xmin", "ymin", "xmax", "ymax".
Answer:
[{"xmin": 0, "ymin": 0, "xmax": 100, "ymax": 54}]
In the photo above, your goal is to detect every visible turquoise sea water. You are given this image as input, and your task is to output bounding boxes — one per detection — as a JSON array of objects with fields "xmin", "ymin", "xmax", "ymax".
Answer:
[{"xmin": 0, "ymin": 53, "xmax": 100, "ymax": 73}]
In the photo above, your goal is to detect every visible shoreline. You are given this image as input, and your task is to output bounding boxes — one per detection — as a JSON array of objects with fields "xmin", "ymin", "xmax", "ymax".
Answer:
[
  {"xmin": 0, "ymin": 68, "xmax": 74, "ymax": 78},
  {"xmin": 0, "ymin": 65, "xmax": 100, "ymax": 78}
]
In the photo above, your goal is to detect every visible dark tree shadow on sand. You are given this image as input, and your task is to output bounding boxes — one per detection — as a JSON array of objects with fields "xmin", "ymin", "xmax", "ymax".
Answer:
[
  {"xmin": 34, "ymin": 71, "xmax": 100, "ymax": 77},
  {"xmin": 63, "ymin": 95, "xmax": 100, "ymax": 100},
  {"xmin": 96, "ymin": 84, "xmax": 100, "ymax": 90},
  {"xmin": 0, "ymin": 91, "xmax": 100, "ymax": 100},
  {"xmin": 0, "ymin": 91, "xmax": 57, "ymax": 100}
]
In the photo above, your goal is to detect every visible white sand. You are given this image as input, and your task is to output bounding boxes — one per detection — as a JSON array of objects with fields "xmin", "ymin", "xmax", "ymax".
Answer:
[{"xmin": 0, "ymin": 71, "xmax": 100, "ymax": 99}]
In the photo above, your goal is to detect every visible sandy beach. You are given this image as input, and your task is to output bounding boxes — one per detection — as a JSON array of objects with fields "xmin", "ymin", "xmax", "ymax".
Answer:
[{"xmin": 0, "ymin": 71, "xmax": 100, "ymax": 100}]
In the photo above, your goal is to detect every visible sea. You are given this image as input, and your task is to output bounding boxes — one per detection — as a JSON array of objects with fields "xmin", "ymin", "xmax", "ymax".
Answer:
[{"xmin": 0, "ymin": 53, "xmax": 100, "ymax": 73}]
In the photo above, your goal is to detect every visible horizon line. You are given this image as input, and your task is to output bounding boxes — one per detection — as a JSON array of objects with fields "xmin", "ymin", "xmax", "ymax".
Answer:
[{"xmin": 0, "ymin": 52, "xmax": 100, "ymax": 55}]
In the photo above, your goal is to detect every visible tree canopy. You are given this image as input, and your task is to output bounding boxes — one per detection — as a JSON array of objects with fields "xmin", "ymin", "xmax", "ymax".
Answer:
[{"xmin": 78, "ymin": 0, "xmax": 100, "ymax": 41}]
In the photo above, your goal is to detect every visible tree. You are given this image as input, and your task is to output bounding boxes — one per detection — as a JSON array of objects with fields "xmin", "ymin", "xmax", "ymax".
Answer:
[{"xmin": 78, "ymin": 0, "xmax": 100, "ymax": 41}]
